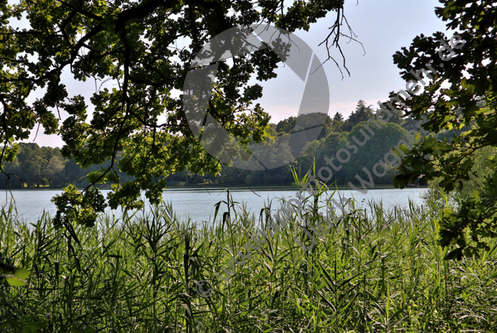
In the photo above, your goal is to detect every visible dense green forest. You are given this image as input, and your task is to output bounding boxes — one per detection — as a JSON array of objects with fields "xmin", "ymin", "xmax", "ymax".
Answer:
[
  {"xmin": 0, "ymin": 100, "xmax": 418, "ymax": 189},
  {"xmin": 0, "ymin": 143, "xmax": 135, "ymax": 189}
]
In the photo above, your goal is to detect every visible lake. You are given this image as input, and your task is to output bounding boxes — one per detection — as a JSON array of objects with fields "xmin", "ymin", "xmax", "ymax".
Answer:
[{"xmin": 0, "ymin": 187, "xmax": 429, "ymax": 224}]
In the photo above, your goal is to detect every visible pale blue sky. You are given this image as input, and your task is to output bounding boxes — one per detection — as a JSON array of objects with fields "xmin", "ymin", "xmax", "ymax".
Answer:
[
  {"xmin": 256, "ymin": 0, "xmax": 448, "ymax": 123},
  {"xmin": 24, "ymin": 0, "xmax": 448, "ymax": 147}
]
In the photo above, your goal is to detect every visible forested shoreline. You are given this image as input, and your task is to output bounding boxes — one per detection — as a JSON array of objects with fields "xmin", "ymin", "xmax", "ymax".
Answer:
[{"xmin": 0, "ymin": 100, "xmax": 427, "ymax": 189}]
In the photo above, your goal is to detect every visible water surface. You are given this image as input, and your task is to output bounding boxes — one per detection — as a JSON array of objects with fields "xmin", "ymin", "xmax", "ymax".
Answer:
[{"xmin": 1, "ymin": 187, "xmax": 429, "ymax": 224}]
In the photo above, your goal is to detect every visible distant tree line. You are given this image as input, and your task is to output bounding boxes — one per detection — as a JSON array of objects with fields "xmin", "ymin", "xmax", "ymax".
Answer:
[
  {"xmin": 0, "ymin": 100, "xmax": 429, "ymax": 189},
  {"xmin": 0, "ymin": 143, "xmax": 131, "ymax": 189},
  {"xmin": 215, "ymin": 99, "xmax": 421, "ymax": 187}
]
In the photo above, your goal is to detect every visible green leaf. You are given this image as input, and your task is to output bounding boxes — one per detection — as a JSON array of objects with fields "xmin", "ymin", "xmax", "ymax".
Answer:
[{"xmin": 5, "ymin": 268, "xmax": 30, "ymax": 286}]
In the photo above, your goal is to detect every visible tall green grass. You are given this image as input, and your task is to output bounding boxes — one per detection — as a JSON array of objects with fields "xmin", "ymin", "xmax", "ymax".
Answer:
[{"xmin": 1, "ymin": 187, "xmax": 497, "ymax": 332}]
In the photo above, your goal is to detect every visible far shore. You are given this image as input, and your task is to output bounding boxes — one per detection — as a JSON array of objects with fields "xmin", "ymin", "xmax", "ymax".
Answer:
[{"xmin": 0, "ymin": 184, "xmax": 425, "ymax": 192}]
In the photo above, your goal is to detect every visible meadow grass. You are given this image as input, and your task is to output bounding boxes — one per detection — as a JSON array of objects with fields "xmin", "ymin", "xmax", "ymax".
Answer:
[{"xmin": 1, "ymin": 188, "xmax": 497, "ymax": 332}]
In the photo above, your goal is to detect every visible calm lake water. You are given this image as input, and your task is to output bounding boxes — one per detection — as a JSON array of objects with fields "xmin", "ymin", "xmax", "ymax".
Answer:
[{"xmin": 0, "ymin": 187, "xmax": 429, "ymax": 224}]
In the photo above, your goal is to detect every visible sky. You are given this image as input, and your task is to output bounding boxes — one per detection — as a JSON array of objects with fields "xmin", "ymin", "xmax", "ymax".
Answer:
[
  {"xmin": 23, "ymin": 0, "xmax": 449, "ymax": 147},
  {"xmin": 254, "ymin": 0, "xmax": 449, "ymax": 123}
]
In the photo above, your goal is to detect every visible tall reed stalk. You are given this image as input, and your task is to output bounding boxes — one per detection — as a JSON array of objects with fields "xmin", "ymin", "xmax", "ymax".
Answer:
[{"xmin": 1, "ymin": 185, "xmax": 496, "ymax": 332}]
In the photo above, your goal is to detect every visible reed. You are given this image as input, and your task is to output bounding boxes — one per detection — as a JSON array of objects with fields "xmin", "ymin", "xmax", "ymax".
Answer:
[{"xmin": 1, "ymin": 187, "xmax": 496, "ymax": 332}]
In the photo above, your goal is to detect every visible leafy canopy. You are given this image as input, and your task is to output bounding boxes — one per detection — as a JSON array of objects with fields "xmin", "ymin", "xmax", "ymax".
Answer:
[
  {"xmin": 0, "ymin": 0, "xmax": 352, "ymax": 226},
  {"xmin": 392, "ymin": 0, "xmax": 497, "ymax": 258}
]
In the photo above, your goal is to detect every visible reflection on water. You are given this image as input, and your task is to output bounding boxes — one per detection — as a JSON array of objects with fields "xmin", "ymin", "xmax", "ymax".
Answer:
[{"xmin": 0, "ymin": 187, "xmax": 429, "ymax": 224}]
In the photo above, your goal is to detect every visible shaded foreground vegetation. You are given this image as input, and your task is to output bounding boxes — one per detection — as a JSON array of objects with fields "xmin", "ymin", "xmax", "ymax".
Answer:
[{"xmin": 1, "ymin": 190, "xmax": 497, "ymax": 332}]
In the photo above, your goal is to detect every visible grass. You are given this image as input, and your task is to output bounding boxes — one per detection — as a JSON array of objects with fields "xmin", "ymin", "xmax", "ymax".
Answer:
[{"xmin": 1, "ymin": 185, "xmax": 497, "ymax": 332}]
